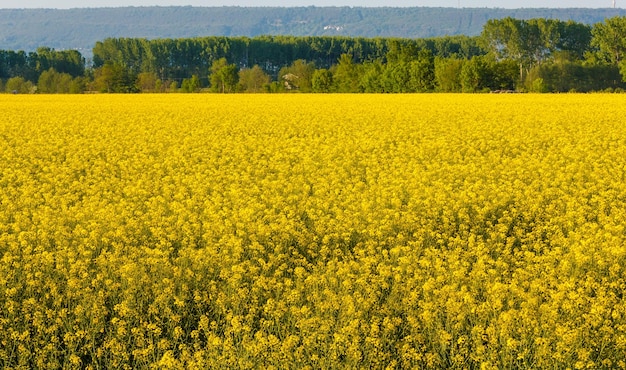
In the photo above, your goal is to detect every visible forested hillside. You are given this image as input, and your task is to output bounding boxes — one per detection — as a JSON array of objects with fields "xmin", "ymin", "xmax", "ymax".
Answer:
[{"xmin": 1, "ymin": 7, "xmax": 626, "ymax": 54}]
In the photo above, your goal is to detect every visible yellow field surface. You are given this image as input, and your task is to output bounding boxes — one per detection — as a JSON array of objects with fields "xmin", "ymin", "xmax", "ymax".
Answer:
[{"xmin": 1, "ymin": 94, "xmax": 626, "ymax": 368}]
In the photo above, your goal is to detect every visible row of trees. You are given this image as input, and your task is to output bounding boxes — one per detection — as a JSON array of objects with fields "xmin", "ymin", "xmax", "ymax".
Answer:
[
  {"xmin": 0, "ymin": 47, "xmax": 84, "ymax": 80},
  {"xmin": 2, "ymin": 16, "xmax": 626, "ymax": 93},
  {"xmin": 0, "ymin": 47, "xmax": 87, "ymax": 93}
]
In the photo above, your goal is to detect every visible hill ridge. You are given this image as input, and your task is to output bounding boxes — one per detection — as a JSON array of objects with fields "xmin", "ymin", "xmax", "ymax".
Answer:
[{"xmin": 1, "ymin": 6, "xmax": 626, "ymax": 56}]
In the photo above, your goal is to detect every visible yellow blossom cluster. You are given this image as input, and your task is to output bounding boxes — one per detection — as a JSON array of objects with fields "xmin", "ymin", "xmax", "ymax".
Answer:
[{"xmin": 1, "ymin": 93, "xmax": 626, "ymax": 368}]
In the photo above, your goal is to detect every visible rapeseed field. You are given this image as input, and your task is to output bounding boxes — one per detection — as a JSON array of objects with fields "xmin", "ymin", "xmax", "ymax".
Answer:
[{"xmin": 1, "ymin": 94, "xmax": 626, "ymax": 369}]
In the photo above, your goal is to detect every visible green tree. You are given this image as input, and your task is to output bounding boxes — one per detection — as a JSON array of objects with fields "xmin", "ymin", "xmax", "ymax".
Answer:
[
  {"xmin": 526, "ymin": 59, "xmax": 624, "ymax": 92},
  {"xmin": 181, "ymin": 75, "xmax": 201, "ymax": 93},
  {"xmin": 332, "ymin": 54, "xmax": 360, "ymax": 93},
  {"xmin": 380, "ymin": 43, "xmax": 436, "ymax": 93},
  {"xmin": 530, "ymin": 77, "xmax": 548, "ymax": 93},
  {"xmin": 407, "ymin": 49, "xmax": 435, "ymax": 92},
  {"xmin": 460, "ymin": 56, "xmax": 490, "ymax": 92},
  {"xmin": 558, "ymin": 21, "xmax": 592, "ymax": 60},
  {"xmin": 69, "ymin": 77, "xmax": 87, "ymax": 94},
  {"xmin": 238, "ymin": 65, "xmax": 270, "ymax": 93},
  {"xmin": 592, "ymin": 16, "xmax": 626, "ymax": 65},
  {"xmin": 359, "ymin": 62, "xmax": 385, "ymax": 93},
  {"xmin": 434, "ymin": 57, "xmax": 463, "ymax": 92},
  {"xmin": 382, "ymin": 62, "xmax": 411, "ymax": 93},
  {"xmin": 35, "ymin": 47, "xmax": 85, "ymax": 78},
  {"xmin": 385, "ymin": 39, "xmax": 419, "ymax": 65},
  {"xmin": 136, "ymin": 72, "xmax": 159, "ymax": 92},
  {"xmin": 37, "ymin": 68, "xmax": 74, "ymax": 93},
  {"xmin": 0, "ymin": 50, "xmax": 36, "ymax": 82},
  {"xmin": 210, "ymin": 58, "xmax": 239, "ymax": 93},
  {"xmin": 93, "ymin": 62, "xmax": 136, "ymax": 93},
  {"xmin": 311, "ymin": 68, "xmax": 333, "ymax": 93},
  {"xmin": 6, "ymin": 77, "xmax": 33, "ymax": 94},
  {"xmin": 480, "ymin": 17, "xmax": 543, "ymax": 82},
  {"xmin": 278, "ymin": 59, "xmax": 316, "ymax": 92},
  {"xmin": 38, "ymin": 68, "xmax": 59, "ymax": 93},
  {"xmin": 490, "ymin": 58, "xmax": 519, "ymax": 91}
]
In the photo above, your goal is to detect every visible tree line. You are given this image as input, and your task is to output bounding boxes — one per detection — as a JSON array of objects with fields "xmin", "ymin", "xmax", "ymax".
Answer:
[{"xmin": 2, "ymin": 16, "xmax": 626, "ymax": 94}]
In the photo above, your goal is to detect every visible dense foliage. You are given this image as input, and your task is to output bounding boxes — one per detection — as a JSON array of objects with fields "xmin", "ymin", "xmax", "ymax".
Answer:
[
  {"xmin": 2, "ymin": 94, "xmax": 626, "ymax": 368},
  {"xmin": 2, "ymin": 16, "xmax": 626, "ymax": 93}
]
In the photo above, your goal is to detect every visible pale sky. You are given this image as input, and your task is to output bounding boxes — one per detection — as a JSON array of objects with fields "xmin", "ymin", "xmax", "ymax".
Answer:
[{"xmin": 0, "ymin": 1, "xmax": 620, "ymax": 9}]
